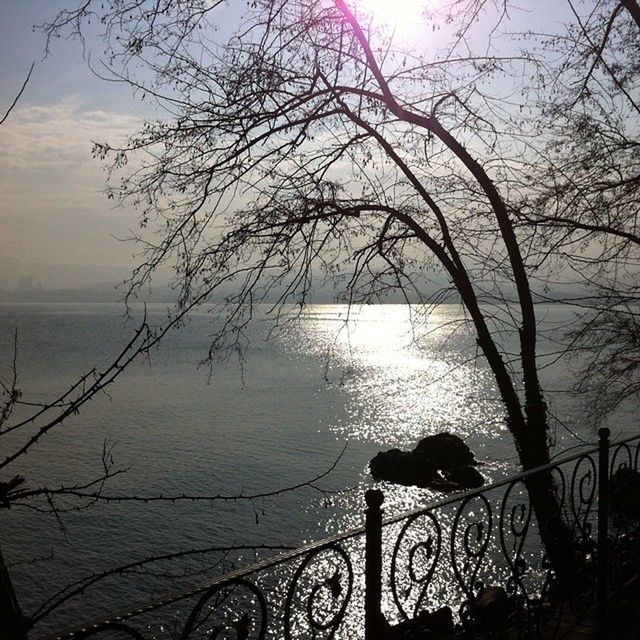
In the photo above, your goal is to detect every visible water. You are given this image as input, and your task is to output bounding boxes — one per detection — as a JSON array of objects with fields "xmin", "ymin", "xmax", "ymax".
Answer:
[{"xmin": 0, "ymin": 302, "xmax": 633, "ymax": 634}]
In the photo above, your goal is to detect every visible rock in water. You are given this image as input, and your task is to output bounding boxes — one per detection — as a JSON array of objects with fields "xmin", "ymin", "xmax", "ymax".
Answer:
[
  {"xmin": 442, "ymin": 464, "xmax": 485, "ymax": 489},
  {"xmin": 369, "ymin": 448, "xmax": 438, "ymax": 487},
  {"xmin": 369, "ymin": 432, "xmax": 485, "ymax": 491},
  {"xmin": 413, "ymin": 432, "xmax": 476, "ymax": 469}
]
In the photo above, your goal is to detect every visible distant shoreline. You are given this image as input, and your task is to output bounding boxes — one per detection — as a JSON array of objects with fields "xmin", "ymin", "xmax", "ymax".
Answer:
[
  {"xmin": 0, "ymin": 288, "xmax": 139, "ymax": 304},
  {"xmin": 0, "ymin": 290, "xmax": 596, "ymax": 306}
]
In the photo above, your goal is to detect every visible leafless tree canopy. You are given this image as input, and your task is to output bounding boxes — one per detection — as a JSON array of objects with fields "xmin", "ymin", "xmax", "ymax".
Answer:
[
  {"xmin": 45, "ymin": 0, "xmax": 547, "ymax": 375},
  {"xmin": 2, "ymin": 0, "xmax": 637, "ymax": 634},
  {"xmin": 43, "ymin": 0, "xmax": 639, "ymax": 583},
  {"xmin": 43, "ymin": 0, "xmax": 638, "ymax": 432},
  {"xmin": 515, "ymin": 0, "xmax": 640, "ymax": 420}
]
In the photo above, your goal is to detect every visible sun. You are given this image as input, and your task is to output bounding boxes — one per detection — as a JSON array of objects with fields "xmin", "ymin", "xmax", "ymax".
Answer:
[{"xmin": 358, "ymin": 0, "xmax": 426, "ymax": 32}]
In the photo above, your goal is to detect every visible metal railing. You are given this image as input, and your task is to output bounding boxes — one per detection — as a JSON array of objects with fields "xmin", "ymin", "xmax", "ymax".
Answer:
[{"xmin": 38, "ymin": 428, "xmax": 640, "ymax": 640}]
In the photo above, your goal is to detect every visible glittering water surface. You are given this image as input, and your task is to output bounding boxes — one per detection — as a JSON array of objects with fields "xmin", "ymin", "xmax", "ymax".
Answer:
[
  {"xmin": 288, "ymin": 304, "xmax": 506, "ymax": 446},
  {"xmin": 0, "ymin": 302, "xmax": 633, "ymax": 636}
]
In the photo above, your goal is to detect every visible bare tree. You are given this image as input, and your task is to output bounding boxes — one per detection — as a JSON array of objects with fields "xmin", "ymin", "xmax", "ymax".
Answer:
[
  {"xmin": 40, "ymin": 0, "xmax": 613, "ymax": 586},
  {"xmin": 515, "ymin": 0, "xmax": 640, "ymax": 422}
]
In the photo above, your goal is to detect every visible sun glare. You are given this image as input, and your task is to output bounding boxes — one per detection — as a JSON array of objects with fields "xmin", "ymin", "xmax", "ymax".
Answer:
[{"xmin": 358, "ymin": 0, "xmax": 426, "ymax": 33}]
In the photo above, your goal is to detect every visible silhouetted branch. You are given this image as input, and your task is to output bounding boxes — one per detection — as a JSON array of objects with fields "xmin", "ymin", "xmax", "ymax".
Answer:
[
  {"xmin": 32, "ymin": 543, "xmax": 293, "ymax": 626},
  {"xmin": 0, "ymin": 321, "xmax": 153, "ymax": 470},
  {"xmin": 0, "ymin": 330, "xmax": 20, "ymax": 430},
  {"xmin": 0, "ymin": 62, "xmax": 34, "ymax": 126},
  {"xmin": 11, "ymin": 441, "xmax": 348, "ymax": 507}
]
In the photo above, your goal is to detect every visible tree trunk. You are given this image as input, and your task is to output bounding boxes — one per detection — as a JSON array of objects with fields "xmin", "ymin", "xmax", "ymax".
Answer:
[
  {"xmin": 427, "ymin": 122, "xmax": 581, "ymax": 589},
  {"xmin": 621, "ymin": 0, "xmax": 640, "ymax": 29},
  {"xmin": 447, "ymin": 273, "xmax": 578, "ymax": 586},
  {"xmin": 512, "ymin": 418, "xmax": 581, "ymax": 596},
  {"xmin": 0, "ymin": 546, "xmax": 28, "ymax": 640}
]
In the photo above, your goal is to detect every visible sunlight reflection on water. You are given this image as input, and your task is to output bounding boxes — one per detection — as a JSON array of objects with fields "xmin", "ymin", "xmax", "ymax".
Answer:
[
  {"xmin": 285, "ymin": 304, "xmax": 507, "ymax": 449},
  {"xmin": 279, "ymin": 304, "xmax": 519, "ymax": 636}
]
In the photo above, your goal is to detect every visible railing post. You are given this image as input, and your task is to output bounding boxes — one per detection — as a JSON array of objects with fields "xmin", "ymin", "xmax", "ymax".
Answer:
[
  {"xmin": 597, "ymin": 426, "xmax": 610, "ymax": 623},
  {"xmin": 365, "ymin": 489, "xmax": 384, "ymax": 640}
]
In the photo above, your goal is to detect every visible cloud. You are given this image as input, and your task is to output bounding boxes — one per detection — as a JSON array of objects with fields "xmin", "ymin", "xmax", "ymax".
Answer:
[
  {"xmin": 0, "ymin": 97, "xmax": 141, "ymax": 170},
  {"xmin": 0, "ymin": 97, "xmax": 143, "ymax": 272}
]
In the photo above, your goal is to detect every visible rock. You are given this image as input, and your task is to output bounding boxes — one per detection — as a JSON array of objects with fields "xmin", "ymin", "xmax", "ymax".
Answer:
[
  {"xmin": 369, "ymin": 433, "xmax": 485, "ymax": 491},
  {"xmin": 389, "ymin": 606, "xmax": 454, "ymax": 639},
  {"xmin": 474, "ymin": 585, "xmax": 509, "ymax": 624},
  {"xmin": 414, "ymin": 432, "xmax": 476, "ymax": 469},
  {"xmin": 369, "ymin": 448, "xmax": 438, "ymax": 487},
  {"xmin": 442, "ymin": 465, "xmax": 485, "ymax": 489},
  {"xmin": 611, "ymin": 467, "xmax": 640, "ymax": 518},
  {"xmin": 369, "ymin": 448, "xmax": 405, "ymax": 477}
]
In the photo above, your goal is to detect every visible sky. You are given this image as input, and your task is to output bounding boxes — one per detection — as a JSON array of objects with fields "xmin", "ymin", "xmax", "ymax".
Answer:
[
  {"xmin": 0, "ymin": 1, "xmax": 153, "ymax": 291},
  {"xmin": 0, "ymin": 0, "xmax": 569, "ymax": 293}
]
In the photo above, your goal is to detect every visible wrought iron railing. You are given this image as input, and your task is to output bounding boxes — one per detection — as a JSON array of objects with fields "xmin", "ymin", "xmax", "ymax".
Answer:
[{"xmin": 37, "ymin": 428, "xmax": 640, "ymax": 640}]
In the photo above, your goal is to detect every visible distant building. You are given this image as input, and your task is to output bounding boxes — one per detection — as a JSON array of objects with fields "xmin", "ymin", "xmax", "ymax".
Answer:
[{"xmin": 18, "ymin": 274, "xmax": 43, "ymax": 291}]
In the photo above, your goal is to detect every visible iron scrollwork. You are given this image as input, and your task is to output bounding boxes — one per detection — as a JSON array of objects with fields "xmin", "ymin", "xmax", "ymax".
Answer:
[
  {"xmin": 569, "ymin": 454, "xmax": 597, "ymax": 544},
  {"xmin": 451, "ymin": 493, "xmax": 492, "ymax": 602},
  {"xmin": 43, "ymin": 434, "xmax": 640, "ymax": 640},
  {"xmin": 610, "ymin": 442, "xmax": 634, "ymax": 479},
  {"xmin": 283, "ymin": 543, "xmax": 353, "ymax": 639},
  {"xmin": 499, "ymin": 478, "xmax": 533, "ymax": 603},
  {"xmin": 390, "ymin": 510, "xmax": 442, "ymax": 620},
  {"xmin": 181, "ymin": 578, "xmax": 267, "ymax": 640}
]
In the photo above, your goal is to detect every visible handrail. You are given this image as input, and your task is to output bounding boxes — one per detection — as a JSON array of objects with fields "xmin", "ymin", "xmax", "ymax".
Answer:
[
  {"xmin": 37, "ymin": 521, "xmax": 368, "ymax": 640},
  {"xmin": 381, "ymin": 436, "xmax": 610, "ymax": 528},
  {"xmin": 36, "ymin": 431, "xmax": 640, "ymax": 640}
]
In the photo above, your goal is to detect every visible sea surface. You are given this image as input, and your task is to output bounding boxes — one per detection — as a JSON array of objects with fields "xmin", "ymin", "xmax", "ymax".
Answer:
[{"xmin": 0, "ymin": 302, "xmax": 635, "ymax": 635}]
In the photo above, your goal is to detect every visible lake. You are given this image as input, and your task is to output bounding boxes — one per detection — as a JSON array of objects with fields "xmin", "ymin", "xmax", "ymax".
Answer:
[{"xmin": 0, "ymin": 302, "xmax": 633, "ymax": 634}]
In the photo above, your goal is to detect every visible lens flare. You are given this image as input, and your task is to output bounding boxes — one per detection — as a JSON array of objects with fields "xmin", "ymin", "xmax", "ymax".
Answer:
[{"xmin": 358, "ymin": 0, "xmax": 426, "ymax": 33}]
